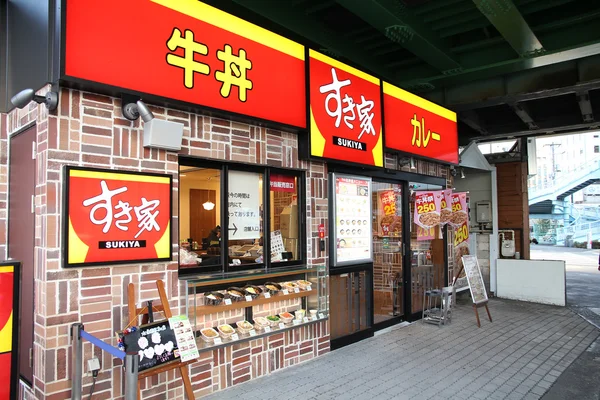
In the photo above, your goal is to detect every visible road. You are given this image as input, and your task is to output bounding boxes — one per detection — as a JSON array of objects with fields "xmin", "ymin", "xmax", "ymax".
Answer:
[
  {"xmin": 531, "ymin": 245, "xmax": 600, "ymax": 400},
  {"xmin": 531, "ymin": 245, "xmax": 600, "ymax": 311}
]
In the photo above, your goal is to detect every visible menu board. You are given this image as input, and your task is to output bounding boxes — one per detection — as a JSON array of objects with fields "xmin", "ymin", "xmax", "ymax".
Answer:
[
  {"xmin": 169, "ymin": 316, "xmax": 199, "ymax": 363},
  {"xmin": 333, "ymin": 174, "xmax": 372, "ymax": 266},
  {"xmin": 461, "ymin": 255, "xmax": 488, "ymax": 305},
  {"xmin": 117, "ymin": 320, "xmax": 180, "ymax": 372}
]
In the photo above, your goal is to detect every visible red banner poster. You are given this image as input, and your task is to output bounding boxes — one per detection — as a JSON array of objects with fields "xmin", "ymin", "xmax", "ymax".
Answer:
[
  {"xmin": 64, "ymin": 167, "xmax": 172, "ymax": 267},
  {"xmin": 383, "ymin": 82, "xmax": 458, "ymax": 164},
  {"xmin": 0, "ymin": 262, "xmax": 19, "ymax": 400},
  {"xmin": 308, "ymin": 50, "xmax": 383, "ymax": 167},
  {"xmin": 414, "ymin": 191, "xmax": 443, "ymax": 241},
  {"xmin": 440, "ymin": 190, "xmax": 453, "ymax": 225},
  {"xmin": 379, "ymin": 190, "xmax": 396, "ymax": 216},
  {"xmin": 270, "ymin": 174, "xmax": 296, "ymax": 193},
  {"xmin": 64, "ymin": 0, "xmax": 306, "ymax": 128}
]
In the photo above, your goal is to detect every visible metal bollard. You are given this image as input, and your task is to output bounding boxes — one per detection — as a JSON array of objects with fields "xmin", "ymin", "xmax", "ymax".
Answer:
[
  {"xmin": 124, "ymin": 352, "xmax": 139, "ymax": 400},
  {"xmin": 70, "ymin": 323, "xmax": 84, "ymax": 400}
]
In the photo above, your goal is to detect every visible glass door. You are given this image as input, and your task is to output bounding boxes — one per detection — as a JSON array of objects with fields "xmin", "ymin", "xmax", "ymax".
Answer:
[
  {"xmin": 330, "ymin": 269, "xmax": 371, "ymax": 343},
  {"xmin": 372, "ymin": 182, "xmax": 403, "ymax": 324},
  {"xmin": 409, "ymin": 183, "xmax": 446, "ymax": 315}
]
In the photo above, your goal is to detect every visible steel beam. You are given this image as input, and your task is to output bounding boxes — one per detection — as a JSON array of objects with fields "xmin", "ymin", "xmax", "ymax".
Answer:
[
  {"xmin": 577, "ymin": 91, "xmax": 594, "ymax": 122},
  {"xmin": 509, "ymin": 102, "xmax": 538, "ymax": 130},
  {"xmin": 335, "ymin": 0, "xmax": 461, "ymax": 73},
  {"xmin": 471, "ymin": 121, "xmax": 600, "ymax": 143},
  {"xmin": 472, "ymin": 0, "xmax": 544, "ymax": 57},
  {"xmin": 460, "ymin": 110, "xmax": 489, "ymax": 135},
  {"xmin": 229, "ymin": 0, "xmax": 397, "ymax": 81}
]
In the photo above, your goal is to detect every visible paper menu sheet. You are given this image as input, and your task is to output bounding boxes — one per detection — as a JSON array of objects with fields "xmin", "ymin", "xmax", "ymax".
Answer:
[{"xmin": 168, "ymin": 316, "xmax": 199, "ymax": 362}]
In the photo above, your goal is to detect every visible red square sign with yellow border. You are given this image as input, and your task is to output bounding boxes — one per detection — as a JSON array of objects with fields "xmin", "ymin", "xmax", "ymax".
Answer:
[
  {"xmin": 383, "ymin": 82, "xmax": 458, "ymax": 164},
  {"xmin": 64, "ymin": 0, "xmax": 306, "ymax": 128},
  {"xmin": 63, "ymin": 167, "xmax": 173, "ymax": 268},
  {"xmin": 308, "ymin": 50, "xmax": 383, "ymax": 167}
]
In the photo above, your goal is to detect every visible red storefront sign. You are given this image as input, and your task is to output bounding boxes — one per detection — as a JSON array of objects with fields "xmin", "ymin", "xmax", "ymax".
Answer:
[
  {"xmin": 63, "ymin": 167, "xmax": 172, "ymax": 267},
  {"xmin": 64, "ymin": 0, "xmax": 306, "ymax": 128},
  {"xmin": 308, "ymin": 50, "xmax": 383, "ymax": 167},
  {"xmin": 270, "ymin": 174, "xmax": 296, "ymax": 193},
  {"xmin": 383, "ymin": 82, "xmax": 458, "ymax": 164},
  {"xmin": 0, "ymin": 262, "xmax": 19, "ymax": 400}
]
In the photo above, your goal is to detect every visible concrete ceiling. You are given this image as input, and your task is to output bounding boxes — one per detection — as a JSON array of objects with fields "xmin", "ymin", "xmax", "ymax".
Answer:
[{"xmin": 209, "ymin": 0, "xmax": 600, "ymax": 145}]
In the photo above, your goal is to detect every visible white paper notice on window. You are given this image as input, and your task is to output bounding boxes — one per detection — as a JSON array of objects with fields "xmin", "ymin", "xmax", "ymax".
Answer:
[
  {"xmin": 271, "ymin": 230, "xmax": 285, "ymax": 261},
  {"xmin": 228, "ymin": 171, "xmax": 261, "ymax": 240}
]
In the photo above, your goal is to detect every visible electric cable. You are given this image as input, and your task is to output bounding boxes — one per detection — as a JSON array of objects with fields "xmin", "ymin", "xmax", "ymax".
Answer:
[{"xmin": 88, "ymin": 370, "xmax": 98, "ymax": 400}]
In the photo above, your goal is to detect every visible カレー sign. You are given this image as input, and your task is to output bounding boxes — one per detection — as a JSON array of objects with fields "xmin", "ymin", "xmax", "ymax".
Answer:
[
  {"xmin": 383, "ymin": 82, "xmax": 458, "ymax": 164},
  {"xmin": 63, "ymin": 167, "xmax": 172, "ymax": 268},
  {"xmin": 64, "ymin": 0, "xmax": 306, "ymax": 128},
  {"xmin": 307, "ymin": 50, "xmax": 383, "ymax": 167},
  {"xmin": 228, "ymin": 171, "xmax": 261, "ymax": 240},
  {"xmin": 0, "ymin": 262, "xmax": 19, "ymax": 400}
]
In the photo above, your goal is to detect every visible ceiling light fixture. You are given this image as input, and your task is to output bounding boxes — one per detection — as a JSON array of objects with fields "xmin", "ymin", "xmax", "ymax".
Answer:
[
  {"xmin": 410, "ymin": 158, "xmax": 417, "ymax": 170},
  {"xmin": 122, "ymin": 100, "xmax": 155, "ymax": 122},
  {"xmin": 202, "ymin": 201, "xmax": 215, "ymax": 211},
  {"xmin": 461, "ymin": 168, "xmax": 466, "ymax": 179}
]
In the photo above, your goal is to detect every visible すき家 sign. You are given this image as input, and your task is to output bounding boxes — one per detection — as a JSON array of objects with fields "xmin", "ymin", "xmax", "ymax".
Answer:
[
  {"xmin": 228, "ymin": 171, "xmax": 261, "ymax": 240},
  {"xmin": 63, "ymin": 166, "xmax": 173, "ymax": 268},
  {"xmin": 307, "ymin": 50, "xmax": 383, "ymax": 167}
]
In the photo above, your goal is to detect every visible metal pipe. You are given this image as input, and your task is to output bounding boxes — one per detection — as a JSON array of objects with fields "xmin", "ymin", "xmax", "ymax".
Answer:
[
  {"xmin": 124, "ymin": 352, "xmax": 139, "ymax": 400},
  {"xmin": 70, "ymin": 323, "xmax": 83, "ymax": 400}
]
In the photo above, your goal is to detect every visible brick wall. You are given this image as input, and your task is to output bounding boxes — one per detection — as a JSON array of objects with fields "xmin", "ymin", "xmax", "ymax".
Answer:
[{"xmin": 2, "ymin": 86, "xmax": 329, "ymax": 399}]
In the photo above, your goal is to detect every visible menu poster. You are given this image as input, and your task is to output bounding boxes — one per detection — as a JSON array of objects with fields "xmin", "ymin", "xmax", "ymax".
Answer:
[
  {"xmin": 440, "ymin": 190, "xmax": 453, "ymax": 225},
  {"xmin": 169, "ymin": 316, "xmax": 199, "ymax": 363},
  {"xmin": 228, "ymin": 171, "xmax": 261, "ymax": 240},
  {"xmin": 461, "ymin": 255, "xmax": 488, "ymax": 304},
  {"xmin": 117, "ymin": 320, "xmax": 179, "ymax": 372},
  {"xmin": 333, "ymin": 174, "xmax": 372, "ymax": 266},
  {"xmin": 378, "ymin": 189, "xmax": 401, "ymax": 236},
  {"xmin": 414, "ymin": 191, "xmax": 443, "ymax": 241},
  {"xmin": 270, "ymin": 230, "xmax": 285, "ymax": 262},
  {"xmin": 451, "ymin": 192, "xmax": 470, "ymax": 290}
]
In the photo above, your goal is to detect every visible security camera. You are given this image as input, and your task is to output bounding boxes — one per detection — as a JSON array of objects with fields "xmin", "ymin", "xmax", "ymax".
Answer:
[
  {"xmin": 123, "ymin": 100, "xmax": 154, "ymax": 123},
  {"xmin": 11, "ymin": 88, "xmax": 58, "ymax": 111},
  {"xmin": 450, "ymin": 166, "xmax": 458, "ymax": 177}
]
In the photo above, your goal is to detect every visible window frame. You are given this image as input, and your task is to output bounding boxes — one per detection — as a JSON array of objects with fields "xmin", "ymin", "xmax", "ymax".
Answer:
[{"xmin": 178, "ymin": 155, "xmax": 307, "ymax": 276}]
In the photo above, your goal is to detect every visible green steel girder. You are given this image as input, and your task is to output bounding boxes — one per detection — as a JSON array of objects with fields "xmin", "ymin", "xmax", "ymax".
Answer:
[
  {"xmin": 472, "ymin": 0, "xmax": 544, "ymax": 57},
  {"xmin": 229, "ymin": 0, "xmax": 397, "ymax": 81},
  {"xmin": 335, "ymin": 0, "xmax": 462, "ymax": 73}
]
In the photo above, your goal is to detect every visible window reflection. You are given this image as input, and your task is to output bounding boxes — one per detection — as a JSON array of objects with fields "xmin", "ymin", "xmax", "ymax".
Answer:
[{"xmin": 269, "ymin": 173, "xmax": 299, "ymax": 262}]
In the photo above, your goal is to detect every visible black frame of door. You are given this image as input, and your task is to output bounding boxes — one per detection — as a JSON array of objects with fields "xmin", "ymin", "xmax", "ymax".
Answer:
[{"xmin": 327, "ymin": 165, "xmax": 448, "ymax": 347}]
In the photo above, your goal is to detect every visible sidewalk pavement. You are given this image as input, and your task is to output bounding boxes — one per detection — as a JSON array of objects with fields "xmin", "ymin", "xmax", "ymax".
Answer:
[{"xmin": 203, "ymin": 298, "xmax": 599, "ymax": 400}]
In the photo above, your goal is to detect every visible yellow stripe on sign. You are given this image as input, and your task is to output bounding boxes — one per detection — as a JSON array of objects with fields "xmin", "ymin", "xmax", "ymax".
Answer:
[
  {"xmin": 0, "ymin": 266, "xmax": 14, "ymax": 273},
  {"xmin": 0, "ymin": 312, "xmax": 13, "ymax": 353},
  {"xmin": 383, "ymin": 82, "xmax": 457, "ymax": 122},
  {"xmin": 154, "ymin": 221, "xmax": 171, "ymax": 258},
  {"xmin": 310, "ymin": 50, "xmax": 380, "ymax": 86},
  {"xmin": 309, "ymin": 108, "xmax": 326, "ymax": 157},
  {"xmin": 68, "ymin": 218, "xmax": 89, "ymax": 264},
  {"xmin": 372, "ymin": 130, "xmax": 383, "ymax": 167},
  {"xmin": 70, "ymin": 170, "xmax": 171, "ymax": 184},
  {"xmin": 151, "ymin": 0, "xmax": 305, "ymax": 60}
]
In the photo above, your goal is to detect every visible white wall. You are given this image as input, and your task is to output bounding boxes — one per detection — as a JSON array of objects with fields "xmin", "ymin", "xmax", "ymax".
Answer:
[
  {"xmin": 454, "ymin": 171, "xmax": 492, "ymax": 227},
  {"xmin": 497, "ymin": 259, "xmax": 566, "ymax": 306}
]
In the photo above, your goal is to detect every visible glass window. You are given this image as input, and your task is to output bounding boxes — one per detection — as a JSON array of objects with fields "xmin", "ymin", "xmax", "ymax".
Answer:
[
  {"xmin": 372, "ymin": 182, "xmax": 403, "ymax": 323},
  {"xmin": 409, "ymin": 183, "xmax": 445, "ymax": 314},
  {"xmin": 179, "ymin": 167, "xmax": 222, "ymax": 270},
  {"xmin": 269, "ymin": 173, "xmax": 300, "ymax": 263},
  {"xmin": 227, "ymin": 170, "xmax": 264, "ymax": 268}
]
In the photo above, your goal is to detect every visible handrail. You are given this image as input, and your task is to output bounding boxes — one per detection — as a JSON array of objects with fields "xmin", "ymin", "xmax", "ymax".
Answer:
[{"xmin": 529, "ymin": 159, "xmax": 600, "ymax": 200}]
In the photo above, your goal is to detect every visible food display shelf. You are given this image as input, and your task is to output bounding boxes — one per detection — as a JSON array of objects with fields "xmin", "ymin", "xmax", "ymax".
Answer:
[
  {"xmin": 195, "ymin": 289, "xmax": 317, "ymax": 314},
  {"xmin": 196, "ymin": 316, "xmax": 329, "ymax": 352},
  {"xmin": 185, "ymin": 265, "xmax": 319, "ymax": 288}
]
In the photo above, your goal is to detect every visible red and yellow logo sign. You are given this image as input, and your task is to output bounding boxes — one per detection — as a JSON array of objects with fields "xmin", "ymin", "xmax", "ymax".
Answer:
[
  {"xmin": 309, "ymin": 50, "xmax": 383, "ymax": 167},
  {"xmin": 64, "ymin": 167, "xmax": 172, "ymax": 267},
  {"xmin": 64, "ymin": 0, "xmax": 306, "ymax": 128},
  {"xmin": 383, "ymin": 82, "xmax": 458, "ymax": 164}
]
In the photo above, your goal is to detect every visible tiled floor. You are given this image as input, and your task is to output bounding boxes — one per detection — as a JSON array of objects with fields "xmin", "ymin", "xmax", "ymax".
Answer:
[{"xmin": 202, "ymin": 298, "xmax": 599, "ymax": 399}]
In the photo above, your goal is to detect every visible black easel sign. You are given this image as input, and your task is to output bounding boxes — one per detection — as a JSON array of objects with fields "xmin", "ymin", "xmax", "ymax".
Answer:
[
  {"xmin": 0, "ymin": 261, "xmax": 21, "ymax": 400},
  {"xmin": 117, "ymin": 320, "xmax": 180, "ymax": 372}
]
